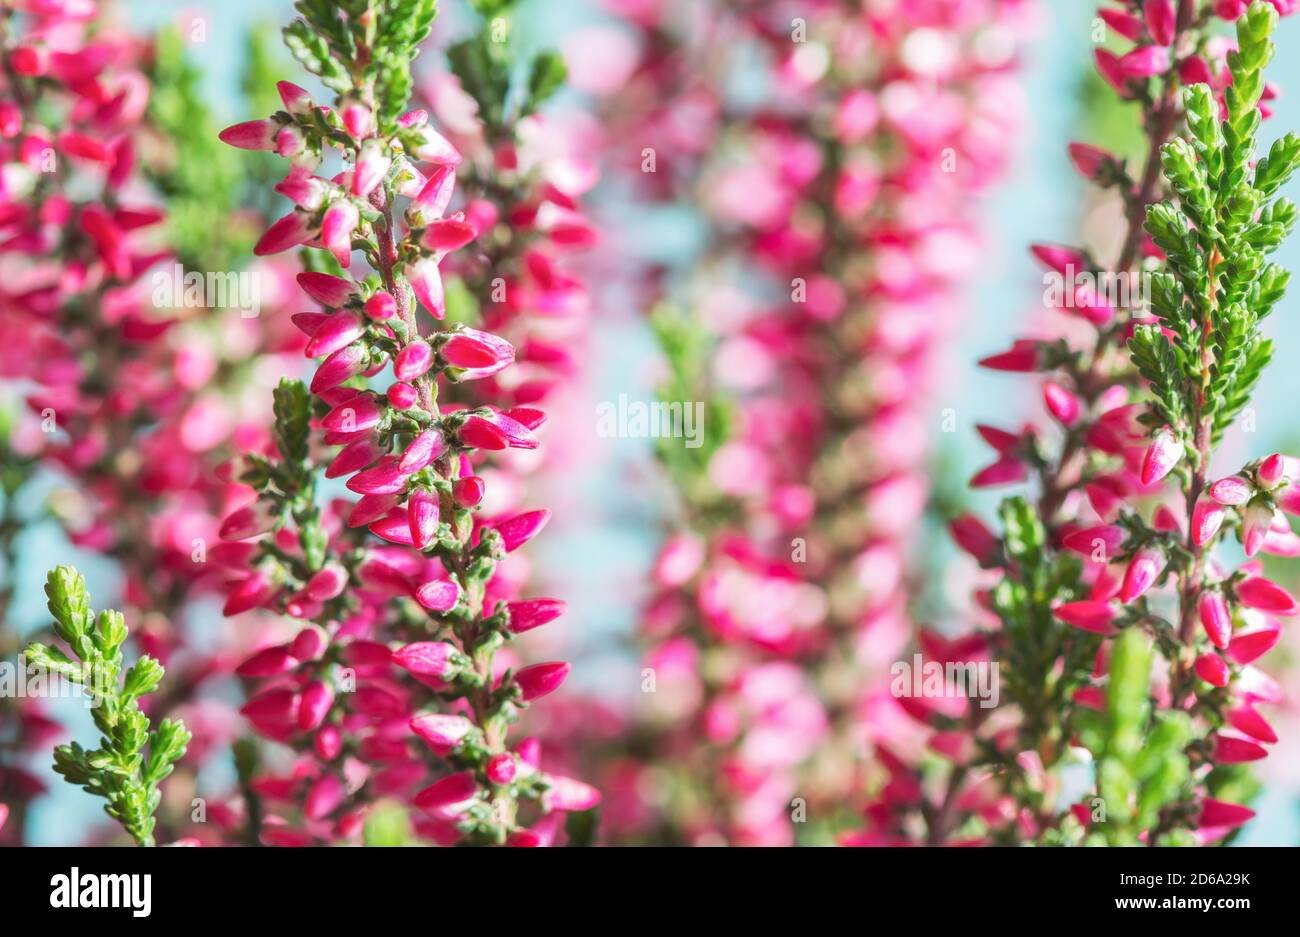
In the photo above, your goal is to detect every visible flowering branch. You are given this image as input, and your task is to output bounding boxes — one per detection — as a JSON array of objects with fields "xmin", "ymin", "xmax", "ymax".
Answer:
[
  {"xmin": 960, "ymin": 0, "xmax": 1297, "ymax": 845},
  {"xmin": 219, "ymin": 0, "xmax": 594, "ymax": 846}
]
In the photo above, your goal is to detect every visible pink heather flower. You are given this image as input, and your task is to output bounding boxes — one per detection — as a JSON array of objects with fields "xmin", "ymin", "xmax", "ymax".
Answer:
[
  {"xmin": 495, "ymin": 509, "xmax": 551, "ymax": 552},
  {"xmin": 1258, "ymin": 452, "xmax": 1287, "ymax": 486},
  {"xmin": 410, "ymin": 713, "xmax": 475, "ymax": 751},
  {"xmin": 275, "ymin": 126, "xmax": 306, "ymax": 159},
  {"xmin": 348, "ymin": 494, "xmax": 400, "ymax": 528},
  {"xmin": 394, "ymin": 341, "xmax": 435, "ymax": 381},
  {"xmin": 1199, "ymin": 590, "xmax": 1233, "ymax": 649},
  {"xmin": 408, "ymin": 257, "xmax": 445, "ymax": 318},
  {"xmin": 408, "ymin": 489, "xmax": 440, "ymax": 549},
  {"xmin": 298, "ymin": 680, "xmax": 334, "ymax": 731},
  {"xmin": 1191, "ymin": 495, "xmax": 1226, "ymax": 547},
  {"xmin": 223, "ymin": 572, "xmax": 276, "ymax": 616},
  {"xmin": 305, "ymin": 774, "xmax": 346, "ymax": 820},
  {"xmin": 1181, "ymin": 55, "xmax": 1215, "ymax": 85},
  {"xmin": 1199, "ymin": 799, "xmax": 1254, "ymax": 829},
  {"xmin": 1119, "ymin": 45, "xmax": 1171, "ymax": 78},
  {"xmin": 949, "ymin": 514, "xmax": 999, "ymax": 565},
  {"xmin": 414, "ymin": 771, "xmax": 479, "ymax": 815},
  {"xmin": 1052, "ymin": 600, "xmax": 1117, "ymax": 634},
  {"xmin": 541, "ymin": 775, "xmax": 601, "ymax": 812},
  {"xmin": 304, "ymin": 311, "xmax": 364, "ymax": 358},
  {"xmin": 240, "ymin": 687, "xmax": 298, "ymax": 724},
  {"xmin": 1228, "ymin": 622, "xmax": 1282, "ymax": 664},
  {"xmin": 1119, "ymin": 545, "xmax": 1165, "ymax": 603},
  {"xmin": 219, "ymin": 118, "xmax": 280, "ymax": 151},
  {"xmin": 1145, "ymin": 0, "xmax": 1177, "ymax": 45},
  {"xmin": 305, "ymin": 565, "xmax": 348, "ymax": 601},
  {"xmin": 1227, "ymin": 704, "xmax": 1278, "ymax": 744},
  {"xmin": 393, "ymin": 641, "xmax": 461, "ymax": 678},
  {"xmin": 368, "ymin": 511, "xmax": 415, "ymax": 545},
  {"xmin": 298, "ymin": 271, "xmax": 358, "ymax": 306},
  {"xmin": 978, "ymin": 339, "xmax": 1041, "ymax": 372},
  {"xmin": 315, "ymin": 724, "xmax": 345, "ymax": 768},
  {"xmin": 412, "ymin": 125, "xmax": 461, "ymax": 165},
  {"xmin": 255, "ymin": 211, "xmax": 315, "ymax": 255},
  {"xmin": 290, "ymin": 626, "xmax": 328, "ymax": 661},
  {"xmin": 1194, "ymin": 653, "xmax": 1230, "ymax": 687},
  {"xmin": 1241, "ymin": 502, "xmax": 1275, "ymax": 557},
  {"xmin": 1042, "ymin": 381, "xmax": 1081, "ymax": 425},
  {"xmin": 1211, "ymin": 474, "xmax": 1252, "ymax": 505},
  {"xmin": 1140, "ymin": 427, "xmax": 1182, "ymax": 485},
  {"xmin": 515, "ymin": 661, "xmax": 570, "ymax": 701},
  {"xmin": 1067, "ymin": 143, "xmax": 1113, "ymax": 181},
  {"xmin": 409, "ymin": 164, "xmax": 457, "ymax": 225},
  {"xmin": 399, "ymin": 427, "xmax": 448, "ymax": 473},
  {"xmin": 970, "ymin": 457, "xmax": 1028, "ymax": 488},
  {"xmin": 1063, "ymin": 524, "xmax": 1126, "ymax": 558},
  {"xmin": 325, "ymin": 436, "xmax": 379, "ymax": 478},
  {"xmin": 1031, "ymin": 243, "xmax": 1087, "ymax": 274},
  {"xmin": 277, "ymin": 80, "xmax": 314, "ymax": 115},
  {"xmin": 1212, "ymin": 733, "xmax": 1267, "ymax": 763},
  {"xmin": 1095, "ymin": 49, "xmax": 1131, "ymax": 94},
  {"xmin": 365, "ymin": 292, "xmax": 397, "ymax": 320},
  {"xmin": 442, "ymin": 328, "xmax": 516, "ymax": 379},
  {"xmin": 415, "ymin": 578, "xmax": 460, "ymax": 612},
  {"xmin": 485, "ymin": 753, "xmax": 517, "ymax": 785},
  {"xmin": 506, "ymin": 598, "xmax": 565, "ymax": 634},
  {"xmin": 275, "ymin": 165, "xmax": 328, "ymax": 209},
  {"xmin": 236, "ymin": 644, "xmax": 296, "ymax": 677},
  {"xmin": 310, "ymin": 344, "xmax": 370, "ymax": 394},
  {"xmin": 322, "ymin": 200, "xmax": 360, "ymax": 266},
  {"xmin": 346, "ymin": 458, "xmax": 409, "ymax": 495},
  {"xmin": 341, "ymin": 99, "xmax": 375, "ymax": 138},
  {"xmin": 1068, "ymin": 282, "xmax": 1116, "ymax": 326},
  {"xmin": 388, "ymin": 382, "xmax": 418, "ymax": 409},
  {"xmin": 453, "ymin": 475, "xmax": 485, "ymax": 507},
  {"xmin": 422, "ymin": 215, "xmax": 477, "ymax": 252},
  {"xmin": 218, "ymin": 502, "xmax": 274, "ymax": 541},
  {"xmin": 1235, "ymin": 576, "xmax": 1297, "ymax": 614},
  {"xmin": 1099, "ymin": 8, "xmax": 1144, "ymax": 40},
  {"xmin": 352, "ymin": 141, "xmax": 391, "ymax": 197},
  {"xmin": 322, "ymin": 395, "xmax": 384, "ymax": 433}
]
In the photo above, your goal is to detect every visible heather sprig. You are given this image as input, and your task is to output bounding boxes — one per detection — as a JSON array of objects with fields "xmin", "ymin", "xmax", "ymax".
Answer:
[
  {"xmin": 220, "ymin": 0, "xmax": 594, "ymax": 846},
  {"xmin": 24, "ymin": 567, "xmax": 191, "ymax": 848},
  {"xmin": 960, "ymin": 0, "xmax": 1297, "ymax": 845}
]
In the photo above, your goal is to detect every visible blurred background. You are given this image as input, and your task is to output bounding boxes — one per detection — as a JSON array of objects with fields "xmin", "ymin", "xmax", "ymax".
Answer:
[{"xmin": 2, "ymin": 0, "xmax": 1298, "ymax": 844}]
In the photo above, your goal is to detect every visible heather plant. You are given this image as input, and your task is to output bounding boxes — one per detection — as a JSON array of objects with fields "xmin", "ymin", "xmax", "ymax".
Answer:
[
  {"xmin": 950, "ymin": 0, "xmax": 1298, "ymax": 845},
  {"xmin": 584, "ymin": 0, "xmax": 1031, "ymax": 845},
  {"xmin": 24, "ymin": 566, "xmax": 191, "ymax": 847},
  {"xmin": 216, "ymin": 0, "xmax": 596, "ymax": 846}
]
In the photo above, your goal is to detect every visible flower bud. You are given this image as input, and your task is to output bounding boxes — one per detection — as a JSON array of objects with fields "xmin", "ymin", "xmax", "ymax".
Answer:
[{"xmin": 515, "ymin": 661, "xmax": 570, "ymax": 701}]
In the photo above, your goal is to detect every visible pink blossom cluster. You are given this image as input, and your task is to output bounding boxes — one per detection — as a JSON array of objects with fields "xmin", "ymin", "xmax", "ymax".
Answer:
[{"xmin": 212, "ymin": 23, "xmax": 597, "ymax": 844}]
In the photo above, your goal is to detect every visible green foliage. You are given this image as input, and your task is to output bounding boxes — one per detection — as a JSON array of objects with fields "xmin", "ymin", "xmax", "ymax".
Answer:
[
  {"xmin": 285, "ymin": 0, "xmax": 438, "ymax": 128},
  {"xmin": 24, "ymin": 567, "xmax": 190, "ymax": 847},
  {"xmin": 446, "ymin": 0, "xmax": 567, "ymax": 136},
  {"xmin": 1076, "ymin": 630, "xmax": 1192, "ymax": 846},
  {"xmin": 1139, "ymin": 1, "xmax": 1298, "ymax": 447},
  {"xmin": 145, "ymin": 27, "xmax": 250, "ymax": 270},
  {"xmin": 648, "ymin": 305, "xmax": 736, "ymax": 520},
  {"xmin": 362, "ymin": 801, "xmax": 415, "ymax": 846},
  {"xmin": 988, "ymin": 497, "xmax": 1092, "ymax": 758}
]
